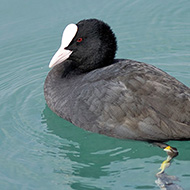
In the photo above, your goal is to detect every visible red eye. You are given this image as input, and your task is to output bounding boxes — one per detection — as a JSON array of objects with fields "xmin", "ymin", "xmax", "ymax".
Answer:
[{"xmin": 77, "ymin": 38, "xmax": 83, "ymax": 43}]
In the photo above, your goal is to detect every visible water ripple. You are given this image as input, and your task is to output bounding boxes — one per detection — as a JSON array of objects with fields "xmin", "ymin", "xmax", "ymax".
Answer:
[{"xmin": 1, "ymin": 0, "xmax": 190, "ymax": 189}]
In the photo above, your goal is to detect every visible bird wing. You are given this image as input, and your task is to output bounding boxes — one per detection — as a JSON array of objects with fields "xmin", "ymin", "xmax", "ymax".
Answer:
[{"xmin": 70, "ymin": 60, "xmax": 190, "ymax": 141}]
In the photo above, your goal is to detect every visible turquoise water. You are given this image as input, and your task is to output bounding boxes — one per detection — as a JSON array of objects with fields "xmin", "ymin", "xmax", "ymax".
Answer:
[{"xmin": 1, "ymin": 0, "xmax": 190, "ymax": 189}]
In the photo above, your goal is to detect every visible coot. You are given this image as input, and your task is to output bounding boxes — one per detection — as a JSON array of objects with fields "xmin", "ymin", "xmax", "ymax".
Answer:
[{"xmin": 44, "ymin": 19, "xmax": 190, "ymax": 172}]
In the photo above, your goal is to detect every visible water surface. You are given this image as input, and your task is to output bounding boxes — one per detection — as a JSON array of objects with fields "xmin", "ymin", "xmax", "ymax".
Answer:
[{"xmin": 0, "ymin": 0, "xmax": 190, "ymax": 189}]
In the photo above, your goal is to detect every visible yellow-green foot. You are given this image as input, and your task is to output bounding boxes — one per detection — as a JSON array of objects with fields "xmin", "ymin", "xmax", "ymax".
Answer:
[
  {"xmin": 157, "ymin": 159, "xmax": 171, "ymax": 175},
  {"xmin": 152, "ymin": 143, "xmax": 179, "ymax": 174}
]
